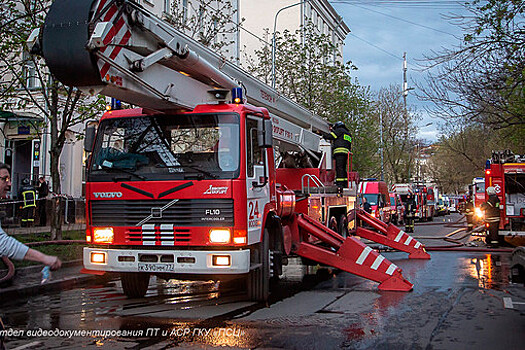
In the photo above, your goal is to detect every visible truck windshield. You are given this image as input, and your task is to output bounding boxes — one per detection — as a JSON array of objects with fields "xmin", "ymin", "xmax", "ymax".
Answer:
[
  {"xmin": 363, "ymin": 194, "xmax": 379, "ymax": 206},
  {"xmin": 88, "ymin": 113, "xmax": 240, "ymax": 181},
  {"xmin": 475, "ymin": 182, "xmax": 485, "ymax": 193}
]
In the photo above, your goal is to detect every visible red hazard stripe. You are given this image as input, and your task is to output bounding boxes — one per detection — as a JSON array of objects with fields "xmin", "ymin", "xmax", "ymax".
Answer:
[
  {"xmin": 96, "ymin": 0, "xmax": 108, "ymax": 14},
  {"xmin": 99, "ymin": 4, "xmax": 119, "ymax": 53},
  {"xmin": 103, "ymin": 17, "xmax": 125, "ymax": 46},
  {"xmin": 99, "ymin": 30, "xmax": 131, "ymax": 79}
]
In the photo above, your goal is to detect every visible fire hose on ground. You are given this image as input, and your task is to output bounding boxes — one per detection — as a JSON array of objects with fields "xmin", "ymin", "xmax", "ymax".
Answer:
[
  {"xmin": 0, "ymin": 240, "xmax": 85, "ymax": 285},
  {"xmin": 412, "ymin": 215, "xmax": 515, "ymax": 253}
]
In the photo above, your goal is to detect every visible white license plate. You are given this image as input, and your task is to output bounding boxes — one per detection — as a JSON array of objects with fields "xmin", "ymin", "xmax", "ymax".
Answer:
[{"xmin": 138, "ymin": 263, "xmax": 175, "ymax": 272}]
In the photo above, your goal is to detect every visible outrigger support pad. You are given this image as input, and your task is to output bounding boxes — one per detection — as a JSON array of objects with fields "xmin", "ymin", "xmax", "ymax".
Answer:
[
  {"xmin": 293, "ymin": 214, "xmax": 413, "ymax": 292},
  {"xmin": 355, "ymin": 209, "xmax": 431, "ymax": 259}
]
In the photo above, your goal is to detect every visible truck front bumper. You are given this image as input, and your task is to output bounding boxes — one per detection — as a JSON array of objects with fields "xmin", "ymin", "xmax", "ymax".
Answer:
[{"xmin": 83, "ymin": 247, "xmax": 250, "ymax": 274}]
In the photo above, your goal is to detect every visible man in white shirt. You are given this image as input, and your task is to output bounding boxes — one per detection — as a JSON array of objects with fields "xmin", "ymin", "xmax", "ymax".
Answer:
[{"xmin": 0, "ymin": 163, "xmax": 61, "ymax": 268}]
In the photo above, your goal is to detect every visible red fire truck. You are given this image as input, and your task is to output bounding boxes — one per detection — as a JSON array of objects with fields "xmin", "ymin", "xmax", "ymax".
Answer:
[
  {"xmin": 31, "ymin": 0, "xmax": 430, "ymax": 300},
  {"xmin": 468, "ymin": 177, "xmax": 486, "ymax": 222},
  {"xmin": 485, "ymin": 150, "xmax": 525, "ymax": 241}
]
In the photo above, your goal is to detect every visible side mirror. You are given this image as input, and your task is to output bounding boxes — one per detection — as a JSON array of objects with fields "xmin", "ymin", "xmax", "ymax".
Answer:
[
  {"xmin": 257, "ymin": 119, "xmax": 273, "ymax": 148},
  {"xmin": 84, "ymin": 123, "xmax": 96, "ymax": 152}
]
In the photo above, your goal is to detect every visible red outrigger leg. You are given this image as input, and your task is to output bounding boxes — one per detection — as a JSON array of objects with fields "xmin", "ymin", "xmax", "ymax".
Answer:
[
  {"xmin": 291, "ymin": 214, "xmax": 413, "ymax": 292},
  {"xmin": 354, "ymin": 209, "xmax": 431, "ymax": 259}
]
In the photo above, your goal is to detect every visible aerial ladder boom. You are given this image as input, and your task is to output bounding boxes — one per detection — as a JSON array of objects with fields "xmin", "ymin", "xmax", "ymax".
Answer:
[{"xmin": 31, "ymin": 0, "xmax": 329, "ymax": 137}]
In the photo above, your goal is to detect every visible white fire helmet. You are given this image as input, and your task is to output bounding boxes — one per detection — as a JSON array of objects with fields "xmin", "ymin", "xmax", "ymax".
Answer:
[{"xmin": 486, "ymin": 186, "xmax": 496, "ymax": 195}]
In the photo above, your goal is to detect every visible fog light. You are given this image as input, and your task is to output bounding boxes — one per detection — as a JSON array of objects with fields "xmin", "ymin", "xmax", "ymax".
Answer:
[
  {"xmin": 233, "ymin": 236, "xmax": 246, "ymax": 244},
  {"xmin": 93, "ymin": 227, "xmax": 114, "ymax": 244},
  {"xmin": 91, "ymin": 251, "xmax": 107, "ymax": 264},
  {"xmin": 209, "ymin": 229, "xmax": 231, "ymax": 244},
  {"xmin": 212, "ymin": 255, "xmax": 231, "ymax": 267}
]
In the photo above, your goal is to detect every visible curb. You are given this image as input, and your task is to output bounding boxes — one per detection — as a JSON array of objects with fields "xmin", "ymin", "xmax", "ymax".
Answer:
[
  {"xmin": 0, "ymin": 262, "xmax": 114, "ymax": 299},
  {"xmin": 0, "ymin": 274, "xmax": 98, "ymax": 299},
  {"xmin": 0, "ymin": 259, "xmax": 83, "ymax": 276}
]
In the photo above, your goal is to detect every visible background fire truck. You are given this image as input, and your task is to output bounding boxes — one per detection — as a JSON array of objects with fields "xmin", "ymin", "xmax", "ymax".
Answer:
[
  {"xmin": 485, "ymin": 150, "xmax": 525, "ymax": 244},
  {"xmin": 468, "ymin": 177, "xmax": 486, "ymax": 222}
]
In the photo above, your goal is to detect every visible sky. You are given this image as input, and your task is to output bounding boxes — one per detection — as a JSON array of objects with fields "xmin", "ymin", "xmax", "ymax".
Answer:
[{"xmin": 329, "ymin": 0, "xmax": 470, "ymax": 141}]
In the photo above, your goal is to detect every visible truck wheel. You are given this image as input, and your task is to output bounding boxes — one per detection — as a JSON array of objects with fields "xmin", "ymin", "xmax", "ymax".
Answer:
[
  {"xmin": 329, "ymin": 216, "xmax": 338, "ymax": 233},
  {"xmin": 247, "ymin": 229, "xmax": 270, "ymax": 302},
  {"xmin": 338, "ymin": 214, "xmax": 349, "ymax": 238},
  {"xmin": 121, "ymin": 272, "xmax": 150, "ymax": 298}
]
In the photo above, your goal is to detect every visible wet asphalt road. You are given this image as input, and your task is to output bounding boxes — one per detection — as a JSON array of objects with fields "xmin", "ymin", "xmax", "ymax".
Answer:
[{"xmin": 2, "ymin": 213, "xmax": 525, "ymax": 349}]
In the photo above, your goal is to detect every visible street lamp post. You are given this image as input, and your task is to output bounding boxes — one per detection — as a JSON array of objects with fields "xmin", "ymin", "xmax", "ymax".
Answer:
[{"xmin": 271, "ymin": 0, "xmax": 310, "ymax": 89}]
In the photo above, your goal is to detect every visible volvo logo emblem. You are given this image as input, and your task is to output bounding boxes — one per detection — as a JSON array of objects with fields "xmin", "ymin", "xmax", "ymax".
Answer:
[
  {"xmin": 93, "ymin": 192, "xmax": 123, "ymax": 198},
  {"xmin": 136, "ymin": 198, "xmax": 179, "ymax": 226}
]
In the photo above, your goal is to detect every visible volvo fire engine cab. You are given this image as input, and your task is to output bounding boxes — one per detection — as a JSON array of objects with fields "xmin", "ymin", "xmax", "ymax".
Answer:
[
  {"xmin": 30, "ymin": 0, "xmax": 429, "ymax": 300},
  {"xmin": 485, "ymin": 150, "xmax": 525, "ymax": 239}
]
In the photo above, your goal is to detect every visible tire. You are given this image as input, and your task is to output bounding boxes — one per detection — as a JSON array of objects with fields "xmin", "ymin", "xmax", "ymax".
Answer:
[
  {"xmin": 338, "ymin": 214, "xmax": 349, "ymax": 238},
  {"xmin": 247, "ymin": 229, "xmax": 270, "ymax": 302},
  {"xmin": 329, "ymin": 216, "xmax": 338, "ymax": 232},
  {"xmin": 121, "ymin": 272, "xmax": 150, "ymax": 298}
]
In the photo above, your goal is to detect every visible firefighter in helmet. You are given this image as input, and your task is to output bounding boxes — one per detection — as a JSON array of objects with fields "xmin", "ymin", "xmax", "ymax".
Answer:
[
  {"xmin": 481, "ymin": 186, "xmax": 501, "ymax": 247},
  {"xmin": 18, "ymin": 178, "xmax": 36, "ymax": 227},
  {"xmin": 404, "ymin": 193, "xmax": 416, "ymax": 233},
  {"xmin": 464, "ymin": 195, "xmax": 475, "ymax": 232},
  {"xmin": 323, "ymin": 121, "xmax": 352, "ymax": 195}
]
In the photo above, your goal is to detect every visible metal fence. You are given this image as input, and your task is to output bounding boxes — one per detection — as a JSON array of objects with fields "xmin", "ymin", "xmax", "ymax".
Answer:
[{"xmin": 0, "ymin": 197, "xmax": 85, "ymax": 228}]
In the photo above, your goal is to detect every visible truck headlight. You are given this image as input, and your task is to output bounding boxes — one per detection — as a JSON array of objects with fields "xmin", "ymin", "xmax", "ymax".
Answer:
[
  {"xmin": 209, "ymin": 229, "xmax": 231, "ymax": 244},
  {"xmin": 93, "ymin": 227, "xmax": 114, "ymax": 244},
  {"xmin": 474, "ymin": 207, "xmax": 484, "ymax": 219}
]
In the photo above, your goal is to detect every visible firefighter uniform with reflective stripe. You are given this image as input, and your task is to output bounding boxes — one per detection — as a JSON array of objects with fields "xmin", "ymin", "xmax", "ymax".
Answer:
[
  {"xmin": 323, "ymin": 122, "xmax": 352, "ymax": 192},
  {"xmin": 464, "ymin": 200, "xmax": 474, "ymax": 232},
  {"xmin": 405, "ymin": 195, "xmax": 416, "ymax": 233},
  {"xmin": 18, "ymin": 182, "xmax": 36, "ymax": 227},
  {"xmin": 481, "ymin": 193, "xmax": 500, "ymax": 246}
]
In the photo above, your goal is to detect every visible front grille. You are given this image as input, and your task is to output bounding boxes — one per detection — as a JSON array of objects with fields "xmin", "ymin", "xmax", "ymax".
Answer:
[{"xmin": 91, "ymin": 199, "xmax": 234, "ymax": 226}]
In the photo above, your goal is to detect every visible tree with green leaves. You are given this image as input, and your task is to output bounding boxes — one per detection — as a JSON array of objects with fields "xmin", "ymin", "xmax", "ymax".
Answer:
[
  {"xmin": 164, "ymin": 0, "xmax": 242, "ymax": 61},
  {"xmin": 246, "ymin": 22, "xmax": 378, "ymax": 174},
  {"xmin": 375, "ymin": 85, "xmax": 420, "ymax": 184},
  {"xmin": 0, "ymin": 0, "xmax": 105, "ymax": 239},
  {"xmin": 426, "ymin": 120, "xmax": 496, "ymax": 193}
]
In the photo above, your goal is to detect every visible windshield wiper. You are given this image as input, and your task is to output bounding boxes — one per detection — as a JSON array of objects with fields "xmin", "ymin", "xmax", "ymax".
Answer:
[
  {"xmin": 99, "ymin": 164, "xmax": 146, "ymax": 181},
  {"xmin": 156, "ymin": 164, "xmax": 218, "ymax": 179}
]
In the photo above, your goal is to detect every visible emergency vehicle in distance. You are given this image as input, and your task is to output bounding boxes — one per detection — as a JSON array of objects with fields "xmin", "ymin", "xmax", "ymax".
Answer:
[
  {"xmin": 359, "ymin": 180, "xmax": 391, "ymax": 223},
  {"xmin": 485, "ymin": 150, "xmax": 525, "ymax": 243},
  {"xmin": 30, "ymin": 0, "xmax": 431, "ymax": 300},
  {"xmin": 469, "ymin": 177, "xmax": 486, "ymax": 222}
]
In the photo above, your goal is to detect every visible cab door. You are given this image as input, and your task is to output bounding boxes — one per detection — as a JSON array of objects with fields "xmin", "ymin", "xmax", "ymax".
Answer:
[{"xmin": 245, "ymin": 116, "xmax": 270, "ymax": 245}]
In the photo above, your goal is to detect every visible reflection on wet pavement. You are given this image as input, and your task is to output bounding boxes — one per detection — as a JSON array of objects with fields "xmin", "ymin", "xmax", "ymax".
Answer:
[{"xmin": 1, "ymin": 251, "xmax": 522, "ymax": 349}]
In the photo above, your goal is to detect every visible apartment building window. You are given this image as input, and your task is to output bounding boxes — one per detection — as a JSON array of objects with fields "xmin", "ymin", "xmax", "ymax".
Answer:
[
  {"xmin": 182, "ymin": 0, "xmax": 188, "ymax": 21},
  {"xmin": 22, "ymin": 52, "xmax": 39, "ymax": 90}
]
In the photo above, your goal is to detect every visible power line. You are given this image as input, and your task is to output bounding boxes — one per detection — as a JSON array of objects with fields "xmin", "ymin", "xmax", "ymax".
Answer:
[
  {"xmin": 348, "ymin": 33, "xmax": 402, "ymax": 61},
  {"xmin": 331, "ymin": 1, "xmax": 458, "ymax": 37},
  {"xmin": 330, "ymin": 0, "xmax": 466, "ymax": 9}
]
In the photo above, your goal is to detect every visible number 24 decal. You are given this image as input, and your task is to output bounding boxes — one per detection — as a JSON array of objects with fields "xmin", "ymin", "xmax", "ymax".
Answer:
[{"xmin": 248, "ymin": 201, "xmax": 260, "ymax": 219}]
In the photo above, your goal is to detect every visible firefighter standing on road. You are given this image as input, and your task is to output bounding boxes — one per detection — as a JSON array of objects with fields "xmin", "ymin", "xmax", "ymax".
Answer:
[
  {"xmin": 464, "ymin": 196, "xmax": 475, "ymax": 232},
  {"xmin": 323, "ymin": 121, "xmax": 352, "ymax": 195},
  {"xmin": 18, "ymin": 178, "xmax": 36, "ymax": 227},
  {"xmin": 481, "ymin": 186, "xmax": 501, "ymax": 247},
  {"xmin": 404, "ymin": 193, "xmax": 416, "ymax": 233}
]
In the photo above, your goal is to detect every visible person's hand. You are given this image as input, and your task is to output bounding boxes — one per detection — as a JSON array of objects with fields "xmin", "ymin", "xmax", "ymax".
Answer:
[{"xmin": 45, "ymin": 255, "xmax": 62, "ymax": 270}]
